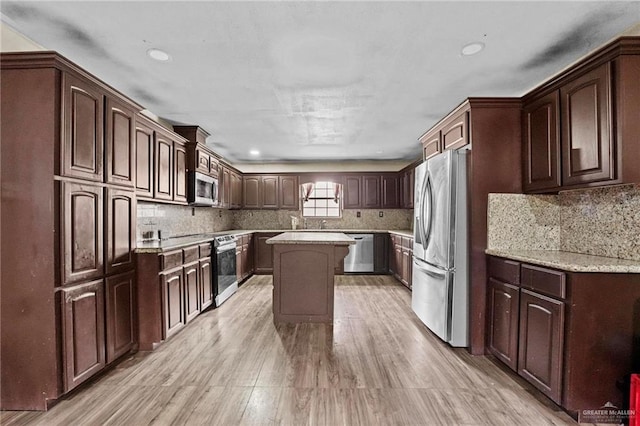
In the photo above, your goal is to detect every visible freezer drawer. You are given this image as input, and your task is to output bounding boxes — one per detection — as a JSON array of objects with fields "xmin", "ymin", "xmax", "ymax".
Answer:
[
  {"xmin": 411, "ymin": 258, "xmax": 452, "ymax": 342},
  {"xmin": 344, "ymin": 234, "xmax": 374, "ymax": 273}
]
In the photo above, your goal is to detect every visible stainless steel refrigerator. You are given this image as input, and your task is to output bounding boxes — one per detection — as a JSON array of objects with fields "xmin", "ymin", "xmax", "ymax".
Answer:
[{"xmin": 412, "ymin": 149, "xmax": 468, "ymax": 347}]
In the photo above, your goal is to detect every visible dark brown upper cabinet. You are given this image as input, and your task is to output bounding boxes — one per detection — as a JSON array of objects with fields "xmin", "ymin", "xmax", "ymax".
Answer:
[
  {"xmin": 154, "ymin": 131, "xmax": 173, "ymax": 201},
  {"xmin": 440, "ymin": 110, "xmax": 469, "ymax": 151},
  {"xmin": 262, "ymin": 176, "xmax": 279, "ymax": 209},
  {"xmin": 105, "ymin": 188, "xmax": 136, "ymax": 276},
  {"xmin": 61, "ymin": 182, "xmax": 104, "ymax": 286},
  {"xmin": 560, "ymin": 63, "xmax": 613, "ymax": 187},
  {"xmin": 279, "ymin": 175, "xmax": 299, "ymax": 210},
  {"xmin": 522, "ymin": 91, "xmax": 561, "ymax": 192},
  {"xmin": 343, "ymin": 176, "xmax": 362, "ymax": 209},
  {"xmin": 401, "ymin": 168, "xmax": 415, "ymax": 208},
  {"xmin": 243, "ymin": 176, "xmax": 261, "ymax": 208},
  {"xmin": 61, "ymin": 73, "xmax": 104, "ymax": 182},
  {"xmin": 230, "ymin": 171, "xmax": 243, "ymax": 209},
  {"xmin": 105, "ymin": 98, "xmax": 135, "ymax": 187},
  {"xmin": 522, "ymin": 38, "xmax": 640, "ymax": 192},
  {"xmin": 173, "ymin": 141, "xmax": 188, "ymax": 204},
  {"xmin": 381, "ymin": 174, "xmax": 399, "ymax": 208},
  {"xmin": 362, "ymin": 175, "xmax": 381, "ymax": 208},
  {"xmin": 135, "ymin": 120, "xmax": 154, "ymax": 199},
  {"xmin": 420, "ymin": 130, "xmax": 441, "ymax": 161},
  {"xmin": 220, "ymin": 166, "xmax": 231, "ymax": 208}
]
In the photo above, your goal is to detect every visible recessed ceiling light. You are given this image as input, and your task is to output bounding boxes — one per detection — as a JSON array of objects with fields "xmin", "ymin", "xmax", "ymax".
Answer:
[
  {"xmin": 249, "ymin": 149, "xmax": 260, "ymax": 156},
  {"xmin": 147, "ymin": 48, "xmax": 171, "ymax": 62},
  {"xmin": 461, "ymin": 42, "xmax": 485, "ymax": 56}
]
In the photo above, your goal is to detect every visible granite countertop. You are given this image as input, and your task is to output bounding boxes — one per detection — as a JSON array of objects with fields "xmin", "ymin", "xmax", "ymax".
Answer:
[
  {"xmin": 266, "ymin": 232, "xmax": 356, "ymax": 245},
  {"xmin": 136, "ymin": 229, "xmax": 412, "ymax": 253},
  {"xmin": 485, "ymin": 249, "xmax": 640, "ymax": 273}
]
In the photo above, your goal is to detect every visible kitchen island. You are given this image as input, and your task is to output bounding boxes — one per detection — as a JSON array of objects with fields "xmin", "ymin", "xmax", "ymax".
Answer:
[{"xmin": 266, "ymin": 232, "xmax": 355, "ymax": 324}]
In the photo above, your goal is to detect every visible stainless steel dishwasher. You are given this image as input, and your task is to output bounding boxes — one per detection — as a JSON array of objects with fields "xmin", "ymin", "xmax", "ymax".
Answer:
[{"xmin": 344, "ymin": 234, "xmax": 374, "ymax": 273}]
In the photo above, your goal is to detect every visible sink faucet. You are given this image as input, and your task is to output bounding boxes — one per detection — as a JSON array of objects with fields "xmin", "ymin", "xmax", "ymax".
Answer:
[{"xmin": 320, "ymin": 220, "xmax": 327, "ymax": 229}]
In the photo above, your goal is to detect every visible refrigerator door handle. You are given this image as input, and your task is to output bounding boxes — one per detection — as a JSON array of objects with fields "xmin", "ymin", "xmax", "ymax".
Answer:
[
  {"xmin": 413, "ymin": 257, "xmax": 446, "ymax": 278},
  {"xmin": 420, "ymin": 174, "xmax": 433, "ymax": 249}
]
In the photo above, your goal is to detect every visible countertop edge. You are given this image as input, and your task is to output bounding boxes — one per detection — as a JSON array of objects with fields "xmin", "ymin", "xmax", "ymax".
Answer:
[{"xmin": 485, "ymin": 249, "xmax": 640, "ymax": 273}]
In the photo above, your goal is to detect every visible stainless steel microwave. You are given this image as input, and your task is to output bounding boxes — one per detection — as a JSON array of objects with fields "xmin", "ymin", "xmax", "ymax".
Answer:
[{"xmin": 188, "ymin": 172, "xmax": 218, "ymax": 207}]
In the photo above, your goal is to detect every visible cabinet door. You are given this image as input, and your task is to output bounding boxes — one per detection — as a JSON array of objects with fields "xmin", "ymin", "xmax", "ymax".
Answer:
[
  {"xmin": 209, "ymin": 156, "xmax": 219, "ymax": 178},
  {"xmin": 61, "ymin": 73, "xmax": 104, "ymax": 182},
  {"xmin": 522, "ymin": 91, "xmax": 561, "ymax": 192},
  {"xmin": 183, "ymin": 261, "xmax": 200, "ymax": 323},
  {"xmin": 196, "ymin": 148, "xmax": 210, "ymax": 174},
  {"xmin": 135, "ymin": 121, "xmax": 154, "ymax": 198},
  {"xmin": 262, "ymin": 176, "xmax": 279, "ymax": 209},
  {"xmin": 441, "ymin": 110, "xmax": 469, "ymax": 151},
  {"xmin": 221, "ymin": 167, "xmax": 231, "ymax": 208},
  {"xmin": 401, "ymin": 248, "xmax": 411, "ymax": 288},
  {"xmin": 518, "ymin": 289, "xmax": 564, "ymax": 404},
  {"xmin": 161, "ymin": 269, "xmax": 185, "ymax": 339},
  {"xmin": 362, "ymin": 175, "xmax": 381, "ymax": 208},
  {"xmin": 421, "ymin": 130, "xmax": 441, "ymax": 161},
  {"xmin": 561, "ymin": 63, "xmax": 614, "ymax": 187},
  {"xmin": 381, "ymin": 174, "xmax": 399, "ymax": 208},
  {"xmin": 394, "ymin": 244, "xmax": 403, "ymax": 282},
  {"xmin": 199, "ymin": 258, "xmax": 214, "ymax": 310},
  {"xmin": 488, "ymin": 278, "xmax": 520, "ymax": 371},
  {"xmin": 60, "ymin": 279, "xmax": 105, "ymax": 392},
  {"xmin": 405, "ymin": 169, "xmax": 414, "ymax": 208},
  {"xmin": 243, "ymin": 176, "xmax": 261, "ymax": 208},
  {"xmin": 106, "ymin": 271, "xmax": 136, "ymax": 363},
  {"xmin": 231, "ymin": 172, "xmax": 243, "ymax": 209},
  {"xmin": 105, "ymin": 98, "xmax": 135, "ymax": 187},
  {"xmin": 254, "ymin": 233, "xmax": 276, "ymax": 274},
  {"xmin": 236, "ymin": 246, "xmax": 243, "ymax": 282},
  {"xmin": 62, "ymin": 182, "xmax": 104, "ymax": 285},
  {"xmin": 174, "ymin": 142, "xmax": 188, "ymax": 203},
  {"xmin": 343, "ymin": 176, "xmax": 361, "ymax": 209},
  {"xmin": 155, "ymin": 134, "xmax": 173, "ymax": 201},
  {"xmin": 373, "ymin": 233, "xmax": 388, "ymax": 273},
  {"xmin": 388, "ymin": 236, "xmax": 396, "ymax": 274},
  {"xmin": 279, "ymin": 175, "xmax": 299, "ymax": 210},
  {"xmin": 106, "ymin": 188, "xmax": 135, "ymax": 275},
  {"xmin": 245, "ymin": 236, "xmax": 254, "ymax": 274}
]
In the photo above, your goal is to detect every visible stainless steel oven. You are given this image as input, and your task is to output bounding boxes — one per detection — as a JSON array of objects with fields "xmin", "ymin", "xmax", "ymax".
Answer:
[
  {"xmin": 213, "ymin": 235, "xmax": 238, "ymax": 306},
  {"xmin": 188, "ymin": 171, "xmax": 218, "ymax": 207}
]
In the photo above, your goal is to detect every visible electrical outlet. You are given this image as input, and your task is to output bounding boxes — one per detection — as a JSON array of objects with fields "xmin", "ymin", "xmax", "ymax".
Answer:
[
  {"xmin": 356, "ymin": 211, "xmax": 361, "ymax": 218},
  {"xmin": 379, "ymin": 211, "xmax": 383, "ymax": 217},
  {"xmin": 218, "ymin": 210, "xmax": 222, "ymax": 217}
]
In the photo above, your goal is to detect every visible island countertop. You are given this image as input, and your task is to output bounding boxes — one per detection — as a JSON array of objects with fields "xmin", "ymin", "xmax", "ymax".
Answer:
[{"xmin": 266, "ymin": 232, "xmax": 356, "ymax": 245}]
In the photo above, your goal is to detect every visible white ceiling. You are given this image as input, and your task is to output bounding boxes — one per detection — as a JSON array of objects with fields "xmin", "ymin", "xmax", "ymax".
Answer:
[{"xmin": 1, "ymin": 2, "xmax": 639, "ymax": 164}]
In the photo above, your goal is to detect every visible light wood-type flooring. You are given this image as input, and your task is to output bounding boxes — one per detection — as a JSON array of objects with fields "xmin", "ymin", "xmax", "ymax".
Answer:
[{"xmin": 2, "ymin": 275, "xmax": 578, "ymax": 425}]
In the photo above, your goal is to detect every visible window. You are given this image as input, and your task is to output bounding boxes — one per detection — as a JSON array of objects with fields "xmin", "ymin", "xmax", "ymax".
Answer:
[{"xmin": 301, "ymin": 181, "xmax": 342, "ymax": 218}]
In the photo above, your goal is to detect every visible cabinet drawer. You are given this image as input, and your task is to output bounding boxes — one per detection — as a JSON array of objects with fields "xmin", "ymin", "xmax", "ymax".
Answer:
[
  {"xmin": 488, "ymin": 256, "xmax": 520, "ymax": 285},
  {"xmin": 183, "ymin": 246, "xmax": 200, "ymax": 264},
  {"xmin": 401, "ymin": 236, "xmax": 413, "ymax": 249},
  {"xmin": 160, "ymin": 250, "xmax": 183, "ymax": 271},
  {"xmin": 521, "ymin": 264, "xmax": 565, "ymax": 299},
  {"xmin": 390, "ymin": 234, "xmax": 401, "ymax": 245},
  {"xmin": 199, "ymin": 243, "xmax": 212, "ymax": 258}
]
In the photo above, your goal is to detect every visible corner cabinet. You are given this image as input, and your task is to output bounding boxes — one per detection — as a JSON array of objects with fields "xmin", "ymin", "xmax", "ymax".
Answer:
[
  {"xmin": 487, "ymin": 255, "xmax": 640, "ymax": 413},
  {"xmin": 522, "ymin": 37, "xmax": 640, "ymax": 193}
]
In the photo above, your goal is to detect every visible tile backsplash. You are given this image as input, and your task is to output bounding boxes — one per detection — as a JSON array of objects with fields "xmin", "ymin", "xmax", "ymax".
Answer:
[
  {"xmin": 232, "ymin": 209, "xmax": 412, "ymax": 231},
  {"xmin": 488, "ymin": 184, "xmax": 640, "ymax": 261},
  {"xmin": 137, "ymin": 202, "xmax": 412, "ymax": 241},
  {"xmin": 137, "ymin": 202, "xmax": 234, "ymax": 240}
]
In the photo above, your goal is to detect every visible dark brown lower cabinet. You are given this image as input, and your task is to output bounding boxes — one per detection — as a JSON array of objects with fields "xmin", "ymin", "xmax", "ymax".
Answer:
[
  {"xmin": 518, "ymin": 289, "xmax": 564, "ymax": 404},
  {"xmin": 373, "ymin": 233, "xmax": 388, "ymax": 273},
  {"xmin": 61, "ymin": 279, "xmax": 106, "ymax": 392},
  {"xmin": 105, "ymin": 271, "xmax": 136, "ymax": 363},
  {"xmin": 389, "ymin": 234, "xmax": 412, "ymax": 288},
  {"xmin": 487, "ymin": 278, "xmax": 519, "ymax": 371},
  {"xmin": 161, "ymin": 268, "xmax": 185, "ymax": 339},
  {"xmin": 487, "ymin": 255, "xmax": 640, "ymax": 414},
  {"xmin": 183, "ymin": 261, "xmax": 200, "ymax": 323},
  {"xmin": 236, "ymin": 245, "xmax": 243, "ymax": 282},
  {"xmin": 199, "ymin": 258, "xmax": 213, "ymax": 310},
  {"xmin": 254, "ymin": 232, "xmax": 278, "ymax": 274}
]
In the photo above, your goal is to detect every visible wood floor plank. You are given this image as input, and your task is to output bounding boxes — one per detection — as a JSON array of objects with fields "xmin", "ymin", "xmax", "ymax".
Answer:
[{"xmin": 1, "ymin": 274, "xmax": 578, "ymax": 425}]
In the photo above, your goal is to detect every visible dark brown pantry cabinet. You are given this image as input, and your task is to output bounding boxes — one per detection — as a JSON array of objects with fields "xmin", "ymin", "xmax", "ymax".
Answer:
[
  {"xmin": 487, "ymin": 255, "xmax": 640, "ymax": 413},
  {"xmin": 1, "ymin": 52, "xmax": 142, "ymax": 410},
  {"xmin": 522, "ymin": 37, "xmax": 640, "ymax": 193}
]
